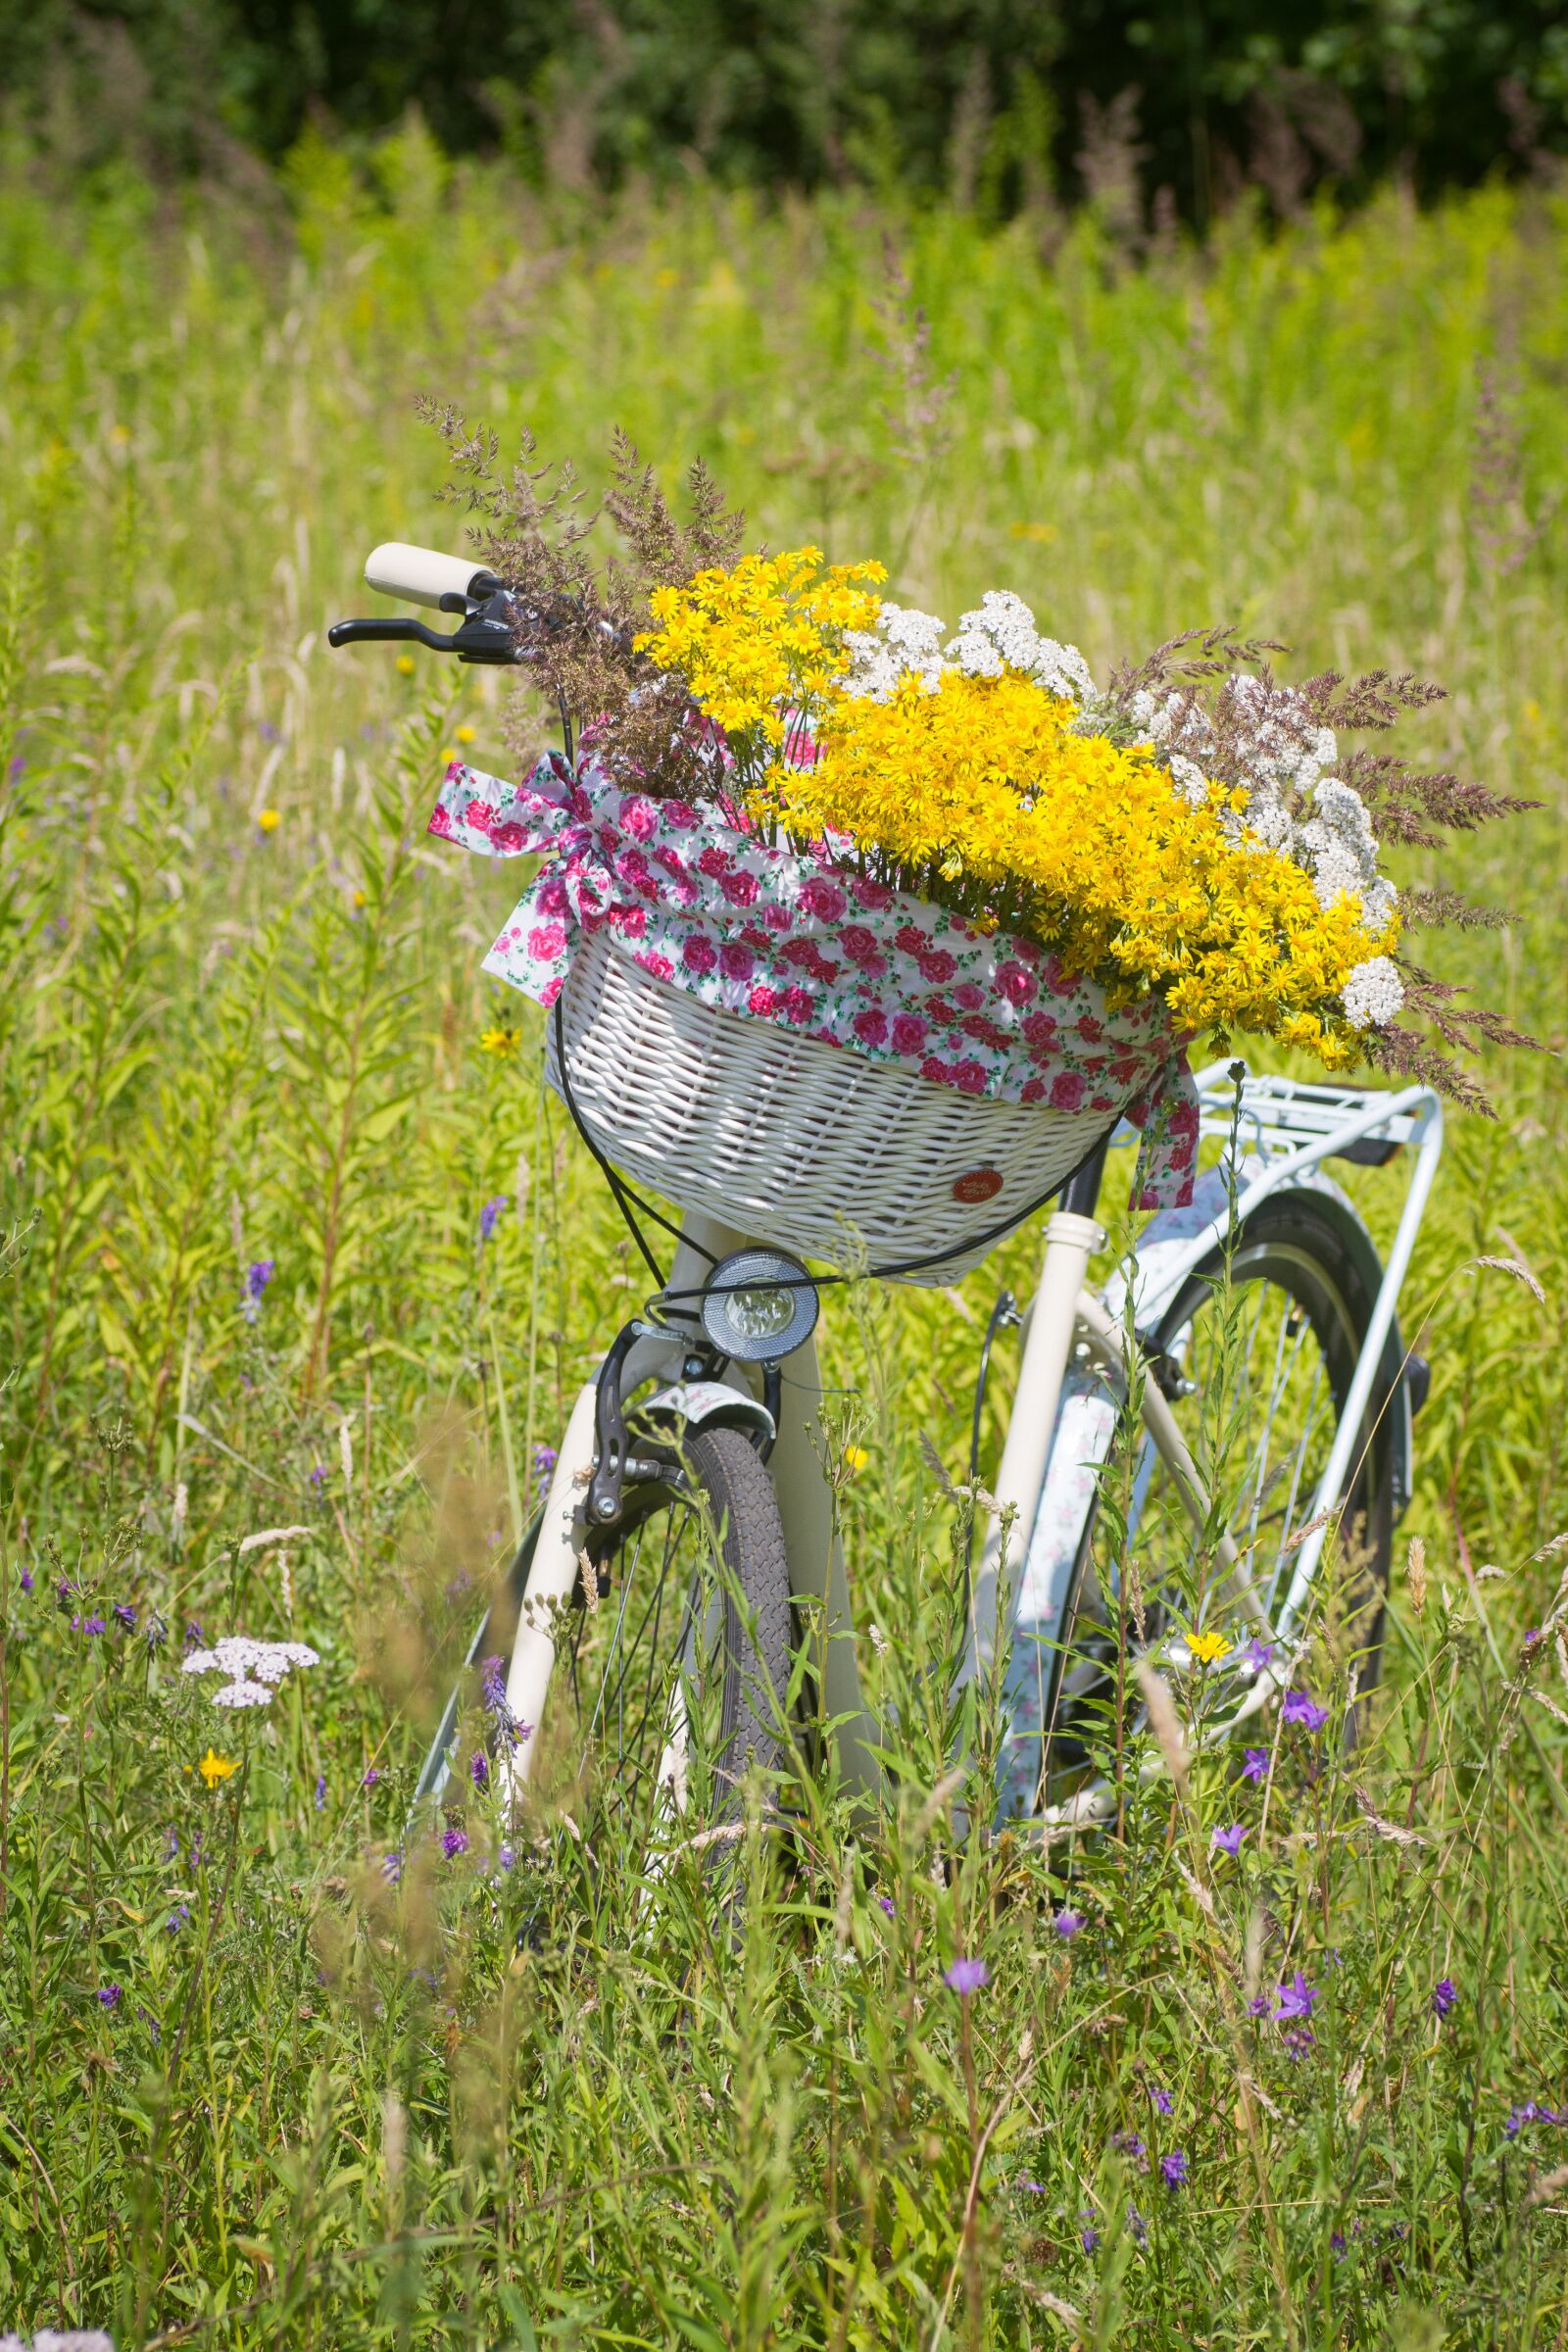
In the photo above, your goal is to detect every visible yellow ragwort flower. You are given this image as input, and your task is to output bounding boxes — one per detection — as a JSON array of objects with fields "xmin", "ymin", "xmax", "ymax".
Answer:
[
  {"xmin": 256, "ymin": 808, "xmax": 280, "ymax": 834},
  {"xmin": 198, "ymin": 1747, "xmax": 239, "ymax": 1788},
  {"xmin": 1185, "ymin": 1629, "xmax": 1234, "ymax": 1665},
  {"xmin": 479, "ymin": 1025, "xmax": 521, "ymax": 1058},
  {"xmin": 843, "ymin": 1444, "xmax": 869, "ymax": 1474},
  {"xmin": 396, "ymin": 654, "xmax": 416, "ymax": 677},
  {"xmin": 456, "ymin": 723, "xmax": 476, "ymax": 745},
  {"xmin": 635, "ymin": 547, "xmax": 885, "ymax": 774},
  {"xmin": 634, "ymin": 547, "xmax": 1397, "ymax": 1065},
  {"xmin": 755, "ymin": 666, "xmax": 1396, "ymax": 1069}
]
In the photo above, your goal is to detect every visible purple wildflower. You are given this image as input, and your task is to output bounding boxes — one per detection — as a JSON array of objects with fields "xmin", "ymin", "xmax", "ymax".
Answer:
[
  {"xmin": 1431, "ymin": 1978, "xmax": 1458, "ymax": 2019},
  {"xmin": 1127, "ymin": 2205, "xmax": 1149, "ymax": 2248},
  {"xmin": 480, "ymin": 1653, "xmax": 507, "ymax": 1711},
  {"xmin": 361, "ymin": 1767, "xmax": 381, "ymax": 1788},
  {"xmin": 1054, "ymin": 1909, "xmax": 1085, "ymax": 1938},
  {"xmin": 381, "ymin": 1849, "xmax": 404, "ymax": 1886},
  {"xmin": 1149, "ymin": 2085, "xmax": 1173, "ymax": 2115},
  {"xmin": 1247, "ymin": 1995, "xmax": 1270, "ymax": 2016},
  {"xmin": 1284, "ymin": 2026, "xmax": 1317, "ymax": 2061},
  {"xmin": 165, "ymin": 1903, "xmax": 190, "ymax": 1933},
  {"xmin": 531, "ymin": 1442, "xmax": 559, "ymax": 1485},
  {"xmin": 145, "ymin": 1611, "xmax": 168, "ymax": 1649},
  {"xmin": 96, "ymin": 1984, "xmax": 122, "ymax": 2009},
  {"xmin": 1242, "ymin": 1638, "xmax": 1275, "ymax": 1673},
  {"xmin": 478, "ymin": 1195, "xmax": 510, "ymax": 1244},
  {"xmin": 1160, "ymin": 2150, "xmax": 1189, "ymax": 2189},
  {"xmin": 20, "ymin": 1568, "xmax": 33, "ymax": 1593},
  {"xmin": 1503, "ymin": 2102, "xmax": 1565, "ymax": 2136},
  {"xmin": 138, "ymin": 2003, "xmax": 163, "ymax": 2044},
  {"xmin": 309, "ymin": 1463, "xmax": 328, "ymax": 1488},
  {"xmin": 77, "ymin": 1614, "xmax": 107, "ymax": 1637},
  {"xmin": 470, "ymin": 1750, "xmax": 489, "ymax": 1790},
  {"xmin": 1110, "ymin": 2132, "xmax": 1147, "ymax": 2164},
  {"xmin": 184, "ymin": 1619, "xmax": 205, "ymax": 1651},
  {"xmin": 1018, "ymin": 2177, "xmax": 1048, "ymax": 2194},
  {"xmin": 1283, "ymin": 1690, "xmax": 1329, "ymax": 1733},
  {"xmin": 242, "ymin": 1257, "xmax": 274, "ymax": 1324},
  {"xmin": 496, "ymin": 1843, "xmax": 515, "ymax": 1872},
  {"xmin": 314, "ymin": 1773, "xmax": 326, "ymax": 1810},
  {"xmin": 1211, "ymin": 1823, "xmax": 1247, "ymax": 1859},
  {"xmin": 163, "ymin": 1829, "xmax": 179, "ymax": 1861},
  {"xmin": 944, "ymin": 1956, "xmax": 990, "ymax": 1995},
  {"xmin": 440, "ymin": 1827, "xmax": 469, "ymax": 1859},
  {"xmin": 1080, "ymin": 2222, "xmax": 1100, "ymax": 2254},
  {"xmin": 1272, "ymin": 1971, "xmax": 1319, "ymax": 2022},
  {"xmin": 1331, "ymin": 2230, "xmax": 1348, "ymax": 2260},
  {"xmin": 113, "ymin": 1601, "xmax": 137, "ymax": 1631},
  {"xmin": 878, "ymin": 1893, "xmax": 896, "ymax": 1918},
  {"xmin": 1524, "ymin": 1627, "xmax": 1546, "ymax": 1647}
]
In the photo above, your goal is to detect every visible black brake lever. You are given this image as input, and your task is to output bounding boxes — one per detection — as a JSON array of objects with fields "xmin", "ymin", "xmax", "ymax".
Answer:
[{"xmin": 327, "ymin": 587, "xmax": 522, "ymax": 665}]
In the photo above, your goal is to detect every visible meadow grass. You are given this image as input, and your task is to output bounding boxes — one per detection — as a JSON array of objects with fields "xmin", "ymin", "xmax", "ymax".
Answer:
[{"xmin": 1, "ymin": 130, "xmax": 1567, "ymax": 2345}]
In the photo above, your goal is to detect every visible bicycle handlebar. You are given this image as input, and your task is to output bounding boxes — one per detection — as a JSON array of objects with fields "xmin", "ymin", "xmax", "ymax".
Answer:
[
  {"xmin": 328, "ymin": 539, "xmax": 519, "ymax": 664},
  {"xmin": 364, "ymin": 541, "xmax": 503, "ymax": 610}
]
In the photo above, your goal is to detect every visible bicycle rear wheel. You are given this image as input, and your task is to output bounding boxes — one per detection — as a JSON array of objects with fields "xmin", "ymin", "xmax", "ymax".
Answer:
[
  {"xmin": 525, "ymin": 1424, "xmax": 793, "ymax": 1846},
  {"xmin": 1042, "ymin": 1194, "xmax": 1397, "ymax": 1799}
]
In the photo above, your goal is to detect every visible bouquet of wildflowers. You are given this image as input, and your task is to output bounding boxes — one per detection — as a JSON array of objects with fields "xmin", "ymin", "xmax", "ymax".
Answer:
[{"xmin": 427, "ymin": 412, "xmax": 1535, "ymax": 1103}]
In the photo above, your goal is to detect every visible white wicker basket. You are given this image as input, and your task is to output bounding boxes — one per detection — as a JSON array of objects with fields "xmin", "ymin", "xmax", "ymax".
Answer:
[{"xmin": 546, "ymin": 930, "xmax": 1118, "ymax": 1283}]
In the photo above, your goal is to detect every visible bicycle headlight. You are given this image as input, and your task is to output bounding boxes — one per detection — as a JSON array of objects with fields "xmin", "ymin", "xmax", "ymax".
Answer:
[{"xmin": 700, "ymin": 1249, "xmax": 818, "ymax": 1363}]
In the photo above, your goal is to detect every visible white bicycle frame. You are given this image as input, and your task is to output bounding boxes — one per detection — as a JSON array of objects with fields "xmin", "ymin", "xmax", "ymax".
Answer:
[{"xmin": 493, "ymin": 1063, "xmax": 1442, "ymax": 1810}]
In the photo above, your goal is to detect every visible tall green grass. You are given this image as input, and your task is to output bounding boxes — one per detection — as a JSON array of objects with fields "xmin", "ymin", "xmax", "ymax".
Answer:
[{"xmin": 1, "ymin": 132, "xmax": 1566, "ymax": 2345}]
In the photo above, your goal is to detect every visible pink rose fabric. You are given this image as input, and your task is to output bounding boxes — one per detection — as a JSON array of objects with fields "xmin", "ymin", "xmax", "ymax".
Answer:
[{"xmin": 428, "ymin": 753, "xmax": 1200, "ymax": 1209}]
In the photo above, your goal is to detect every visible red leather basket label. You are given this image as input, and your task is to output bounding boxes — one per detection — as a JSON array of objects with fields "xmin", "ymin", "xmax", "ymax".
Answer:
[{"xmin": 951, "ymin": 1166, "xmax": 1004, "ymax": 1204}]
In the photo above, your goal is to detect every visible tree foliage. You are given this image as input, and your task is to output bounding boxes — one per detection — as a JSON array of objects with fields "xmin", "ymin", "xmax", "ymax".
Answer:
[{"xmin": 12, "ymin": 0, "xmax": 1568, "ymax": 221}]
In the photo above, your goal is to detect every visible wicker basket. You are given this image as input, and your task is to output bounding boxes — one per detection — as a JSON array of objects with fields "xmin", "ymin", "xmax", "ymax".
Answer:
[{"xmin": 546, "ymin": 930, "xmax": 1117, "ymax": 1283}]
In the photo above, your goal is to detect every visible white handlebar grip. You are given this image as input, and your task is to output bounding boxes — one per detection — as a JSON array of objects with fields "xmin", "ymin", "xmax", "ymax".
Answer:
[{"xmin": 364, "ymin": 542, "xmax": 488, "ymax": 612}]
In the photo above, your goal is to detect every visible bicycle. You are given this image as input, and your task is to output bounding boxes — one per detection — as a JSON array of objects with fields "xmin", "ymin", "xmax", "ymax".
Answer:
[{"xmin": 330, "ymin": 542, "xmax": 1441, "ymax": 1843}]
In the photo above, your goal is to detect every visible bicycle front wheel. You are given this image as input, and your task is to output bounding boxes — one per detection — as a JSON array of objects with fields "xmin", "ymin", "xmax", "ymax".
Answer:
[
  {"xmin": 1042, "ymin": 1193, "xmax": 1398, "ymax": 1798},
  {"xmin": 529, "ymin": 1424, "xmax": 793, "ymax": 1845}
]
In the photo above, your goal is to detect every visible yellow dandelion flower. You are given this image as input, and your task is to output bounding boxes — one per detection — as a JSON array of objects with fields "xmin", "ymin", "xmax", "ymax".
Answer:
[
  {"xmin": 456, "ymin": 723, "xmax": 476, "ymax": 745},
  {"xmin": 479, "ymin": 1025, "xmax": 521, "ymax": 1058},
  {"xmin": 198, "ymin": 1747, "xmax": 239, "ymax": 1788},
  {"xmin": 396, "ymin": 654, "xmax": 416, "ymax": 676},
  {"xmin": 1185, "ymin": 1629, "xmax": 1233, "ymax": 1665},
  {"xmin": 256, "ymin": 808, "xmax": 280, "ymax": 834}
]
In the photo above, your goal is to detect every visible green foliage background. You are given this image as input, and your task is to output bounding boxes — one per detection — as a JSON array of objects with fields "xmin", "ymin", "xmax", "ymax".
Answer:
[
  {"xmin": 10, "ymin": 0, "xmax": 1568, "ymax": 220},
  {"xmin": 0, "ymin": 125, "xmax": 1566, "ymax": 2345}
]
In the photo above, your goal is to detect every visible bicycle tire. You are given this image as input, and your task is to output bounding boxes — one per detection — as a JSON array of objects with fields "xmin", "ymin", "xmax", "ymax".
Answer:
[
  {"xmin": 548, "ymin": 1423, "xmax": 794, "ymax": 1837},
  {"xmin": 1040, "ymin": 1192, "xmax": 1397, "ymax": 1797}
]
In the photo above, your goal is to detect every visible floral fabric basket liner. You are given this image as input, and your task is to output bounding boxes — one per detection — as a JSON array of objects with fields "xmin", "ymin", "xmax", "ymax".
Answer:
[{"xmin": 431, "ymin": 750, "xmax": 1202, "ymax": 1220}]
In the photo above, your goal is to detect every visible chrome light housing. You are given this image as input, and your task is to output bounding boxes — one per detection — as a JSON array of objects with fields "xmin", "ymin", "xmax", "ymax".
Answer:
[{"xmin": 700, "ymin": 1249, "xmax": 818, "ymax": 1363}]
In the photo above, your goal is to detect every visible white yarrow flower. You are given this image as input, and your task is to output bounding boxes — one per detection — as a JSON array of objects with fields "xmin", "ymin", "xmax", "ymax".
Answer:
[
  {"xmin": 842, "ymin": 603, "xmax": 947, "ymax": 700},
  {"xmin": 1343, "ymin": 956, "xmax": 1404, "ymax": 1030},
  {"xmin": 211, "ymin": 1678, "xmax": 275, "ymax": 1710},
  {"xmin": 182, "ymin": 1630, "xmax": 319, "ymax": 1709},
  {"xmin": 947, "ymin": 627, "xmax": 1004, "ymax": 678}
]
